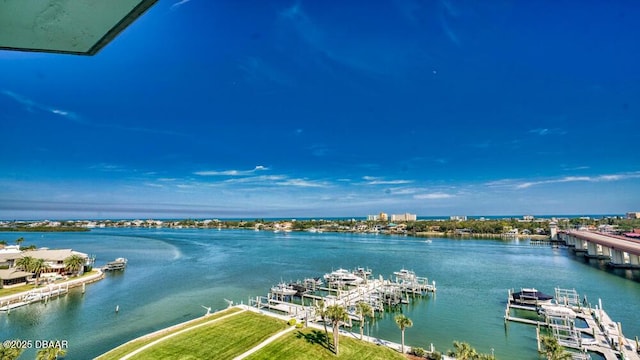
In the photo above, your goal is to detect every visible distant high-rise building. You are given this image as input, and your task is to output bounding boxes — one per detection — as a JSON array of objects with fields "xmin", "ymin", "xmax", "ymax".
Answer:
[
  {"xmin": 450, "ymin": 215, "xmax": 467, "ymax": 221},
  {"xmin": 391, "ymin": 213, "xmax": 417, "ymax": 222},
  {"xmin": 626, "ymin": 212, "xmax": 640, "ymax": 219},
  {"xmin": 379, "ymin": 212, "xmax": 388, "ymax": 221}
]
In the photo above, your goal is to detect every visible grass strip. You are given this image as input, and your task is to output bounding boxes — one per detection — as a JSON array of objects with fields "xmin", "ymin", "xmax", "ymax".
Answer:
[
  {"xmin": 245, "ymin": 328, "xmax": 407, "ymax": 360},
  {"xmin": 96, "ymin": 307, "xmax": 242, "ymax": 360},
  {"xmin": 127, "ymin": 311, "xmax": 287, "ymax": 360}
]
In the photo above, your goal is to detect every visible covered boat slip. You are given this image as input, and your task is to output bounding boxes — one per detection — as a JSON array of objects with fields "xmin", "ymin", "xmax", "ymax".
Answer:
[{"xmin": 505, "ymin": 287, "xmax": 640, "ymax": 360}]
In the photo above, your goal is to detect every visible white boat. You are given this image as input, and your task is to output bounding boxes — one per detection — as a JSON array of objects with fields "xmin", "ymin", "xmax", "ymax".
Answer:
[
  {"xmin": 511, "ymin": 288, "xmax": 554, "ymax": 305},
  {"xmin": 24, "ymin": 292, "xmax": 43, "ymax": 302},
  {"xmin": 353, "ymin": 267, "xmax": 372, "ymax": 279},
  {"xmin": 303, "ymin": 277, "xmax": 323, "ymax": 287},
  {"xmin": 104, "ymin": 257, "xmax": 127, "ymax": 271},
  {"xmin": 538, "ymin": 304, "xmax": 576, "ymax": 319},
  {"xmin": 270, "ymin": 282, "xmax": 297, "ymax": 296},
  {"xmin": 324, "ymin": 269, "xmax": 363, "ymax": 285},
  {"xmin": 394, "ymin": 268, "xmax": 416, "ymax": 281}
]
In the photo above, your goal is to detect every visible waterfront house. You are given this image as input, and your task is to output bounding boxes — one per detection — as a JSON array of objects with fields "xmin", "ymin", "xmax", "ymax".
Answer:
[
  {"xmin": 23, "ymin": 249, "xmax": 92, "ymax": 275},
  {"xmin": 0, "ymin": 245, "xmax": 23, "ymax": 268},
  {"xmin": 0, "ymin": 268, "xmax": 33, "ymax": 288}
]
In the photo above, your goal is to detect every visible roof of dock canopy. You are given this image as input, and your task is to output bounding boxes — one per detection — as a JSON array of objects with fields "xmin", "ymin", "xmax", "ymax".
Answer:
[{"xmin": 0, "ymin": 0, "xmax": 157, "ymax": 55}]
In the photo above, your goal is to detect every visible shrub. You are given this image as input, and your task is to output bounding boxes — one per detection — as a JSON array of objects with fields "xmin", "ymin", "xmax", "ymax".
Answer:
[{"xmin": 412, "ymin": 347, "xmax": 426, "ymax": 357}]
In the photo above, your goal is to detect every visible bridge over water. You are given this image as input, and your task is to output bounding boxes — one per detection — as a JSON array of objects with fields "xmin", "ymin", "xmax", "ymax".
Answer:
[{"xmin": 559, "ymin": 230, "xmax": 640, "ymax": 268}]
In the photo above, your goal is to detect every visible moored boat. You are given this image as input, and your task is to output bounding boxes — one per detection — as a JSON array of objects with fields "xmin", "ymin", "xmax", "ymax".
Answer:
[
  {"xmin": 270, "ymin": 282, "xmax": 297, "ymax": 296},
  {"xmin": 104, "ymin": 257, "xmax": 127, "ymax": 271},
  {"xmin": 324, "ymin": 268, "xmax": 364, "ymax": 285},
  {"xmin": 394, "ymin": 268, "xmax": 416, "ymax": 281},
  {"xmin": 511, "ymin": 288, "xmax": 553, "ymax": 305}
]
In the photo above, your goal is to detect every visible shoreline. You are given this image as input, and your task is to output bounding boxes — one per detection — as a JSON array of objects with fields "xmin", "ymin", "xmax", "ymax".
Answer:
[
  {"xmin": 0, "ymin": 269, "xmax": 105, "ymax": 308},
  {"xmin": 414, "ymin": 231, "xmax": 551, "ymax": 240},
  {"xmin": 97, "ymin": 304, "xmax": 456, "ymax": 360}
]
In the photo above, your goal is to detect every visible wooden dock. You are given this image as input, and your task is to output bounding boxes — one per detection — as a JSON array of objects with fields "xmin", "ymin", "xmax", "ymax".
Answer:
[
  {"xmin": 0, "ymin": 284, "xmax": 69, "ymax": 313},
  {"xmin": 504, "ymin": 288, "xmax": 640, "ymax": 360},
  {"xmin": 252, "ymin": 267, "xmax": 436, "ymax": 324}
]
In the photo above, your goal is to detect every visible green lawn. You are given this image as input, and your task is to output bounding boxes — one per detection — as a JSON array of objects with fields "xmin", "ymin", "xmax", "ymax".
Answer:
[
  {"xmin": 98, "ymin": 310, "xmax": 408, "ymax": 360},
  {"xmin": 127, "ymin": 311, "xmax": 288, "ymax": 360},
  {"xmin": 96, "ymin": 307, "xmax": 242, "ymax": 360},
  {"xmin": 245, "ymin": 328, "xmax": 407, "ymax": 360}
]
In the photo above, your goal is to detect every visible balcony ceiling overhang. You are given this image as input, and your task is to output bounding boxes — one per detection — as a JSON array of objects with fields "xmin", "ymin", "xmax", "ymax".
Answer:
[{"xmin": 0, "ymin": 0, "xmax": 157, "ymax": 56}]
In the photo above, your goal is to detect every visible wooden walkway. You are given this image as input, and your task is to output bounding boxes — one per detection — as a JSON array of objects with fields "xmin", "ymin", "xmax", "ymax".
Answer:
[{"xmin": 505, "ymin": 300, "xmax": 639, "ymax": 360}]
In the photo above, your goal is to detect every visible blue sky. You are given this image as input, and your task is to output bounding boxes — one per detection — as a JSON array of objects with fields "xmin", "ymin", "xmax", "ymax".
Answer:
[{"xmin": 1, "ymin": 0, "xmax": 640, "ymax": 219}]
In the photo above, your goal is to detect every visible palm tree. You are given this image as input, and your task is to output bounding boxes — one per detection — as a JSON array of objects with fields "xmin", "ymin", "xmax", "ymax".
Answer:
[
  {"xmin": 64, "ymin": 255, "xmax": 85, "ymax": 276},
  {"xmin": 394, "ymin": 314, "xmax": 413, "ymax": 354},
  {"xmin": 0, "ymin": 346, "xmax": 24, "ymax": 360},
  {"xmin": 36, "ymin": 345, "xmax": 67, "ymax": 360},
  {"xmin": 15, "ymin": 237, "xmax": 24, "ymax": 247},
  {"xmin": 355, "ymin": 301, "xmax": 373, "ymax": 340},
  {"xmin": 539, "ymin": 335, "xmax": 572, "ymax": 360},
  {"xmin": 448, "ymin": 341, "xmax": 479, "ymax": 360},
  {"xmin": 326, "ymin": 304, "xmax": 349, "ymax": 355},
  {"xmin": 30, "ymin": 258, "xmax": 50, "ymax": 287},
  {"xmin": 15, "ymin": 256, "xmax": 34, "ymax": 272},
  {"xmin": 314, "ymin": 299, "xmax": 330, "ymax": 345}
]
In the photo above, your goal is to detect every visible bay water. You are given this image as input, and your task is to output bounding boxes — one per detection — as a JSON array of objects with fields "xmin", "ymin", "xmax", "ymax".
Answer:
[{"xmin": 1, "ymin": 228, "xmax": 639, "ymax": 359}]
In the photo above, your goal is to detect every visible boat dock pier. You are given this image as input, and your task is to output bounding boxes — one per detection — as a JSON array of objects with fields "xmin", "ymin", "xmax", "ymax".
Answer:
[
  {"xmin": 0, "ymin": 269, "xmax": 105, "ymax": 313},
  {"xmin": 250, "ymin": 267, "xmax": 436, "ymax": 323},
  {"xmin": 0, "ymin": 284, "xmax": 68, "ymax": 312},
  {"xmin": 505, "ymin": 287, "xmax": 640, "ymax": 360}
]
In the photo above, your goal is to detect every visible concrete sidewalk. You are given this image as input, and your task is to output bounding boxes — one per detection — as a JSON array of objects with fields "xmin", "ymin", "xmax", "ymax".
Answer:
[{"xmin": 233, "ymin": 326, "xmax": 297, "ymax": 360}]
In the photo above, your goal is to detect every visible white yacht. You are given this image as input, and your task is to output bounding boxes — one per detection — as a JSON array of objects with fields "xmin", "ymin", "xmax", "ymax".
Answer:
[
  {"xmin": 324, "ymin": 268, "xmax": 364, "ymax": 285},
  {"xmin": 270, "ymin": 282, "xmax": 297, "ymax": 296},
  {"xmin": 393, "ymin": 268, "xmax": 416, "ymax": 281}
]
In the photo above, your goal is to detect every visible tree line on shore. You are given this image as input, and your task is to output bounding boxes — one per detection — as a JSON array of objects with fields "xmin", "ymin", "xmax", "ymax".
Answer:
[{"xmin": 2, "ymin": 216, "xmax": 638, "ymax": 236}]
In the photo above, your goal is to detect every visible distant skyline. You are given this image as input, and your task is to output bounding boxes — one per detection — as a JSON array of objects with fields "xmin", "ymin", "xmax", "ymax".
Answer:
[{"xmin": 2, "ymin": 0, "xmax": 640, "ymax": 219}]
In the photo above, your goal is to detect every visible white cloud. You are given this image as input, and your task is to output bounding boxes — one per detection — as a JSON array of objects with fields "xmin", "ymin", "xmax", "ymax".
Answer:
[
  {"xmin": 529, "ymin": 128, "xmax": 567, "ymax": 136},
  {"xmin": 3, "ymin": 90, "xmax": 80, "ymax": 122},
  {"xmin": 89, "ymin": 163, "xmax": 128, "ymax": 173},
  {"xmin": 488, "ymin": 171, "xmax": 640, "ymax": 190},
  {"xmin": 171, "ymin": 0, "xmax": 191, "ymax": 10},
  {"xmin": 51, "ymin": 109, "xmax": 69, "ymax": 116},
  {"xmin": 363, "ymin": 176, "xmax": 413, "ymax": 185},
  {"xmin": 276, "ymin": 178, "xmax": 329, "ymax": 188},
  {"xmin": 387, "ymin": 187, "xmax": 420, "ymax": 195},
  {"xmin": 194, "ymin": 166, "xmax": 268, "ymax": 176},
  {"xmin": 223, "ymin": 175, "xmax": 286, "ymax": 184},
  {"xmin": 414, "ymin": 192, "xmax": 454, "ymax": 200}
]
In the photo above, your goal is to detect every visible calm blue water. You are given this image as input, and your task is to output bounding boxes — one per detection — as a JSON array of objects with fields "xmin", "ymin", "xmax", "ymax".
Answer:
[{"xmin": 1, "ymin": 229, "xmax": 638, "ymax": 359}]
